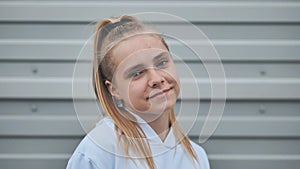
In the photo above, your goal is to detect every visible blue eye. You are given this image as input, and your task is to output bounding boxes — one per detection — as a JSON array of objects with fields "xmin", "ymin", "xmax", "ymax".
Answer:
[
  {"xmin": 129, "ymin": 70, "xmax": 145, "ymax": 78},
  {"xmin": 157, "ymin": 60, "xmax": 168, "ymax": 68}
]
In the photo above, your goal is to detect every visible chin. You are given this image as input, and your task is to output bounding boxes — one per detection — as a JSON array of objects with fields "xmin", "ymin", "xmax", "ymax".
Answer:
[
  {"xmin": 158, "ymin": 98, "xmax": 177, "ymax": 113},
  {"xmin": 164, "ymin": 101, "xmax": 176, "ymax": 111}
]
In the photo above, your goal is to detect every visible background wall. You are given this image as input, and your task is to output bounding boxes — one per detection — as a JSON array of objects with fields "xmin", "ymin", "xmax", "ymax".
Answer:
[{"xmin": 0, "ymin": 1, "xmax": 300, "ymax": 169}]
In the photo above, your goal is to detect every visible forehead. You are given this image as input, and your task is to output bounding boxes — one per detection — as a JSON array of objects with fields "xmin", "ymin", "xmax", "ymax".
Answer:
[{"xmin": 111, "ymin": 34, "xmax": 168, "ymax": 66}]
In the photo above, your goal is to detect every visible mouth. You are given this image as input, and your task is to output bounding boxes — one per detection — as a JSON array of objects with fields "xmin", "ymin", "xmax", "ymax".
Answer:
[{"xmin": 147, "ymin": 87, "xmax": 173, "ymax": 100}]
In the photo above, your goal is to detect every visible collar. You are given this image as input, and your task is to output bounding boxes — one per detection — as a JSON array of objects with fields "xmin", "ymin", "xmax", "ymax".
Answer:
[
  {"xmin": 100, "ymin": 114, "xmax": 177, "ymax": 148},
  {"xmin": 121, "ymin": 108, "xmax": 176, "ymax": 147}
]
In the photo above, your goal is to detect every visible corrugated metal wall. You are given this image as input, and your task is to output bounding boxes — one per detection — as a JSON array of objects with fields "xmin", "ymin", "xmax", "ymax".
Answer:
[{"xmin": 1, "ymin": 1, "xmax": 300, "ymax": 169}]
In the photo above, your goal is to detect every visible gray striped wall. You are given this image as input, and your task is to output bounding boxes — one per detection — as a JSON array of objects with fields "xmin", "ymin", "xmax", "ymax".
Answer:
[{"xmin": 1, "ymin": 1, "xmax": 300, "ymax": 169}]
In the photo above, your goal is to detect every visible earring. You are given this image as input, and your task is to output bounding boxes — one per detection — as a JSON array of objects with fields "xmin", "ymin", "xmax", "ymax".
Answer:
[{"xmin": 112, "ymin": 97, "xmax": 123, "ymax": 108}]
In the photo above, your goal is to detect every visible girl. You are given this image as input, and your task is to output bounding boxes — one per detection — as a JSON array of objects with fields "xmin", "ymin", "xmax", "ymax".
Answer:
[{"xmin": 67, "ymin": 15, "xmax": 210, "ymax": 169}]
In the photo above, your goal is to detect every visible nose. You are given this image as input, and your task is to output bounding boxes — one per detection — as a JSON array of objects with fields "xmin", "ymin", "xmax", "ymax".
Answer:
[{"xmin": 147, "ymin": 68, "xmax": 165, "ymax": 88}]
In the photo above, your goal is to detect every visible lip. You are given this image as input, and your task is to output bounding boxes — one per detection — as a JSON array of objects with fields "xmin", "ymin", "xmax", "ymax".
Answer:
[{"xmin": 147, "ymin": 87, "xmax": 173, "ymax": 100}]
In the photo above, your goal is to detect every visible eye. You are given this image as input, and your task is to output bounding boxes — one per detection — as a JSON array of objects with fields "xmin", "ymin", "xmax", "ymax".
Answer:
[
  {"xmin": 156, "ymin": 59, "xmax": 168, "ymax": 68},
  {"xmin": 128, "ymin": 69, "xmax": 145, "ymax": 78}
]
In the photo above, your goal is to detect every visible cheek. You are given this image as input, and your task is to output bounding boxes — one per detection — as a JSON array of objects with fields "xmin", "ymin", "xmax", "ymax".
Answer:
[
  {"xmin": 166, "ymin": 66, "xmax": 180, "ymax": 85},
  {"xmin": 129, "ymin": 81, "xmax": 147, "ymax": 97},
  {"xmin": 120, "ymin": 79, "xmax": 147, "ymax": 103},
  {"xmin": 126, "ymin": 80, "xmax": 151, "ymax": 112},
  {"xmin": 164, "ymin": 66, "xmax": 180, "ymax": 97}
]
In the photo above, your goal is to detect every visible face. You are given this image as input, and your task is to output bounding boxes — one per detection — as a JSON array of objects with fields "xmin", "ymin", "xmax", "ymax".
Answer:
[{"xmin": 106, "ymin": 35, "xmax": 180, "ymax": 121}]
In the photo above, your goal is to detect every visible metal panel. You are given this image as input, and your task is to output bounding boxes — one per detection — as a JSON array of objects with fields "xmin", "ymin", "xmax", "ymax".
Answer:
[
  {"xmin": 1, "ymin": 115, "xmax": 300, "ymax": 137},
  {"xmin": 0, "ymin": 78, "xmax": 299, "ymax": 99},
  {"xmin": 1, "ymin": 24, "xmax": 300, "ymax": 40},
  {"xmin": 1, "ymin": 40, "xmax": 300, "ymax": 62},
  {"xmin": 0, "ymin": 1, "xmax": 300, "ymax": 22},
  {"xmin": 0, "ymin": 138, "xmax": 300, "ymax": 169},
  {"xmin": 1, "ymin": 62, "xmax": 300, "ymax": 78},
  {"xmin": 0, "ymin": 1, "xmax": 300, "ymax": 169},
  {"xmin": 1, "ymin": 100, "xmax": 299, "ymax": 117}
]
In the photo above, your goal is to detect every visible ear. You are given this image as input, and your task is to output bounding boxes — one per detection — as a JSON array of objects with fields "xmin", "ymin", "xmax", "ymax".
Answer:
[{"xmin": 105, "ymin": 80, "xmax": 121, "ymax": 99}]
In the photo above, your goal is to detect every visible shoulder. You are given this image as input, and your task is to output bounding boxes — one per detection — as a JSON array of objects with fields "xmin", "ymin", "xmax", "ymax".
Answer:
[
  {"xmin": 88, "ymin": 117, "xmax": 117, "ymax": 151},
  {"xmin": 66, "ymin": 117, "xmax": 117, "ymax": 169},
  {"xmin": 190, "ymin": 140, "xmax": 208, "ymax": 158},
  {"xmin": 190, "ymin": 140, "xmax": 211, "ymax": 169}
]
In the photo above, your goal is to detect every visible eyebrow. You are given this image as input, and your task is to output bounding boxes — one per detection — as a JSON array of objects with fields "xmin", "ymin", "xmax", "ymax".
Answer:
[
  {"xmin": 124, "ymin": 64, "xmax": 144, "ymax": 78},
  {"xmin": 152, "ymin": 51, "xmax": 169, "ymax": 63}
]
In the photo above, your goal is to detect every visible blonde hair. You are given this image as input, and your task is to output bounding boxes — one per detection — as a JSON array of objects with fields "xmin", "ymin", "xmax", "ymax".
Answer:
[{"xmin": 93, "ymin": 15, "xmax": 198, "ymax": 169}]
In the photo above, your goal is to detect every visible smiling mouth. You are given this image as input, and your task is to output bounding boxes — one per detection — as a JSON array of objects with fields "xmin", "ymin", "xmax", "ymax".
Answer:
[{"xmin": 147, "ymin": 87, "xmax": 173, "ymax": 100}]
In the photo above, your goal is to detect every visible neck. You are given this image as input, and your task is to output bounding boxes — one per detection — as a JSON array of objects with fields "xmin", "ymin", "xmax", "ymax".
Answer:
[
  {"xmin": 123, "ymin": 107, "xmax": 172, "ymax": 142},
  {"xmin": 148, "ymin": 110, "xmax": 171, "ymax": 142}
]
